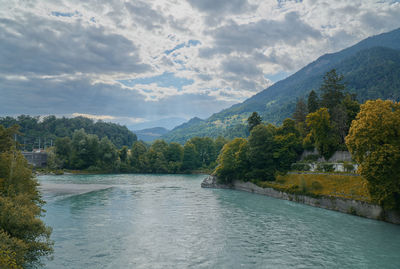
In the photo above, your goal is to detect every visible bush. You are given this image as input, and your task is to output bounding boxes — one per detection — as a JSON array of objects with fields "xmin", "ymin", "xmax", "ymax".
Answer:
[
  {"xmin": 343, "ymin": 162, "xmax": 355, "ymax": 172},
  {"xmin": 322, "ymin": 163, "xmax": 335, "ymax": 172},
  {"xmin": 311, "ymin": 181, "xmax": 323, "ymax": 191},
  {"xmin": 316, "ymin": 163, "xmax": 335, "ymax": 172},
  {"xmin": 300, "ymin": 178, "xmax": 308, "ymax": 193},
  {"xmin": 303, "ymin": 154, "xmax": 319, "ymax": 162},
  {"xmin": 291, "ymin": 163, "xmax": 311, "ymax": 171}
]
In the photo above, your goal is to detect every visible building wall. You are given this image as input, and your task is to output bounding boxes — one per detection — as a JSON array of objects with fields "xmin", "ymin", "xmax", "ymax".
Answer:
[{"xmin": 22, "ymin": 152, "xmax": 48, "ymax": 167}]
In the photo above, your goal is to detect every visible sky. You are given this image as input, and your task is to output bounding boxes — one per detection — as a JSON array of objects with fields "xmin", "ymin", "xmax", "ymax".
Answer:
[{"xmin": 1, "ymin": 0, "xmax": 400, "ymax": 130}]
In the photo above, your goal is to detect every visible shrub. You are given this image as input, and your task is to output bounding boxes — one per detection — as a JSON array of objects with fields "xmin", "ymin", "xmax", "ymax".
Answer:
[
  {"xmin": 316, "ymin": 163, "xmax": 335, "ymax": 172},
  {"xmin": 343, "ymin": 162, "xmax": 355, "ymax": 172},
  {"xmin": 303, "ymin": 154, "xmax": 319, "ymax": 162},
  {"xmin": 291, "ymin": 163, "xmax": 311, "ymax": 171},
  {"xmin": 322, "ymin": 163, "xmax": 335, "ymax": 172},
  {"xmin": 311, "ymin": 181, "xmax": 323, "ymax": 191},
  {"xmin": 300, "ymin": 177, "xmax": 308, "ymax": 193}
]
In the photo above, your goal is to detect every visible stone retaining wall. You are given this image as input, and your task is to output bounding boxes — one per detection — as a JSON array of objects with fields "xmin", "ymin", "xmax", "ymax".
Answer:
[{"xmin": 201, "ymin": 175, "xmax": 400, "ymax": 225}]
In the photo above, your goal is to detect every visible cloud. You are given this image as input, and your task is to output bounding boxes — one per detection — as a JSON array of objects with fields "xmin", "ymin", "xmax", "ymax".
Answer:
[
  {"xmin": 200, "ymin": 12, "xmax": 321, "ymax": 57},
  {"xmin": 0, "ymin": 13, "xmax": 150, "ymax": 77},
  {"xmin": 125, "ymin": 1, "xmax": 166, "ymax": 31},
  {"xmin": 1, "ymin": 0, "xmax": 400, "ymax": 129},
  {"xmin": 187, "ymin": 0, "xmax": 254, "ymax": 14}
]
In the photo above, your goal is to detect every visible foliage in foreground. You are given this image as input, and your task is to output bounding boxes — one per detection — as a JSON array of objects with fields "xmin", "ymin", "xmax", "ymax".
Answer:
[{"xmin": 0, "ymin": 126, "xmax": 53, "ymax": 268}]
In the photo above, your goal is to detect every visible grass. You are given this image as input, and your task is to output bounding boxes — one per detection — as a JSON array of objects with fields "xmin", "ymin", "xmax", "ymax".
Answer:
[{"xmin": 255, "ymin": 173, "xmax": 371, "ymax": 202}]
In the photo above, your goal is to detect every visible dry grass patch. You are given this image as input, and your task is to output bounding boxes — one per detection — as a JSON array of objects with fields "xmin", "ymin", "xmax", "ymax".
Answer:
[{"xmin": 256, "ymin": 173, "xmax": 371, "ymax": 202}]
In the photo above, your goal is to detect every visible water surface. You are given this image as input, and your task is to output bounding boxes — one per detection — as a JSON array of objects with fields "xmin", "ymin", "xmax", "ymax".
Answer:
[{"xmin": 39, "ymin": 174, "xmax": 400, "ymax": 268}]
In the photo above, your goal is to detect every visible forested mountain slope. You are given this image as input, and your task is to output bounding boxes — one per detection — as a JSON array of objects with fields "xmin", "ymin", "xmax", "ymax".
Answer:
[{"xmin": 162, "ymin": 28, "xmax": 400, "ymax": 143}]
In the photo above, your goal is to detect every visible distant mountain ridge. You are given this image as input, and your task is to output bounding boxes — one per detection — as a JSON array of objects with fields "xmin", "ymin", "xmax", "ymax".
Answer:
[
  {"xmin": 135, "ymin": 127, "xmax": 169, "ymax": 142},
  {"xmin": 162, "ymin": 28, "xmax": 400, "ymax": 143}
]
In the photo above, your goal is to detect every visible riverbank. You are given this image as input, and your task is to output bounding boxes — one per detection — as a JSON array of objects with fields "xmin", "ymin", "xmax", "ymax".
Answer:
[{"xmin": 201, "ymin": 175, "xmax": 400, "ymax": 225}]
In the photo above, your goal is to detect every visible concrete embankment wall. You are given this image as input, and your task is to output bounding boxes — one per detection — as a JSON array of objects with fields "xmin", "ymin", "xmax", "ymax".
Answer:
[{"xmin": 201, "ymin": 176, "xmax": 400, "ymax": 225}]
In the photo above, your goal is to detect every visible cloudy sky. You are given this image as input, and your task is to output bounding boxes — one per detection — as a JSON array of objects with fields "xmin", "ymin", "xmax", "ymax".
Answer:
[{"xmin": 1, "ymin": 0, "xmax": 400, "ymax": 130}]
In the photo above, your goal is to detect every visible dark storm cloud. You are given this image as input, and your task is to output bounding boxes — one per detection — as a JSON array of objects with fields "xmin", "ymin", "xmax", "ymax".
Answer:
[
  {"xmin": 199, "ymin": 12, "xmax": 322, "ymax": 57},
  {"xmin": 0, "ymin": 14, "xmax": 150, "ymax": 76}
]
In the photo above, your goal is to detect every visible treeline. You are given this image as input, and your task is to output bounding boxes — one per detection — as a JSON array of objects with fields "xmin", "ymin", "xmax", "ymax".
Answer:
[
  {"xmin": 216, "ymin": 69, "xmax": 360, "ymax": 183},
  {"xmin": 0, "ymin": 126, "xmax": 52, "ymax": 268},
  {"xmin": 52, "ymin": 129, "xmax": 228, "ymax": 173},
  {"xmin": 215, "ymin": 69, "xmax": 400, "ymax": 210},
  {"xmin": 0, "ymin": 115, "xmax": 137, "ymax": 150}
]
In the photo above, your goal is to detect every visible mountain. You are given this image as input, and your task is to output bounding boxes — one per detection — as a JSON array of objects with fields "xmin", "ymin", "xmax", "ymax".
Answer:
[
  {"xmin": 127, "ymin": 117, "xmax": 187, "ymax": 130},
  {"xmin": 162, "ymin": 28, "xmax": 400, "ymax": 143},
  {"xmin": 135, "ymin": 127, "xmax": 169, "ymax": 142}
]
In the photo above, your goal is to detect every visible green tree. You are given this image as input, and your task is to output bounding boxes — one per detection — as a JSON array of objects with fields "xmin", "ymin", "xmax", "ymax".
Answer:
[
  {"xmin": 305, "ymin": 108, "xmax": 338, "ymax": 160},
  {"xmin": 293, "ymin": 98, "xmax": 308, "ymax": 124},
  {"xmin": 0, "ymin": 125, "xmax": 53, "ymax": 267},
  {"xmin": 215, "ymin": 138, "xmax": 248, "ymax": 183},
  {"xmin": 147, "ymin": 140, "xmax": 169, "ymax": 173},
  {"xmin": 307, "ymin": 90, "xmax": 319, "ymax": 113},
  {"xmin": 320, "ymin": 69, "xmax": 345, "ymax": 112},
  {"xmin": 55, "ymin": 137, "xmax": 72, "ymax": 168},
  {"xmin": 165, "ymin": 143, "xmax": 183, "ymax": 173},
  {"xmin": 189, "ymin": 137, "xmax": 216, "ymax": 167},
  {"xmin": 130, "ymin": 141, "xmax": 148, "ymax": 172},
  {"xmin": 98, "ymin": 137, "xmax": 118, "ymax": 172},
  {"xmin": 181, "ymin": 142, "xmax": 199, "ymax": 171},
  {"xmin": 346, "ymin": 99, "xmax": 400, "ymax": 209},
  {"xmin": 274, "ymin": 119, "xmax": 303, "ymax": 172},
  {"xmin": 247, "ymin": 112, "xmax": 262, "ymax": 132},
  {"xmin": 247, "ymin": 124, "xmax": 277, "ymax": 181}
]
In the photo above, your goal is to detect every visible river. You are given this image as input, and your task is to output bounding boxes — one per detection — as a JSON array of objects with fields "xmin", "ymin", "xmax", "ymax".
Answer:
[{"xmin": 39, "ymin": 174, "xmax": 400, "ymax": 268}]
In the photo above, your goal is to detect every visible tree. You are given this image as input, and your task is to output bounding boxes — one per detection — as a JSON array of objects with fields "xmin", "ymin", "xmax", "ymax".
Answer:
[
  {"xmin": 320, "ymin": 69, "xmax": 346, "ymax": 112},
  {"xmin": 274, "ymin": 119, "xmax": 303, "ymax": 172},
  {"xmin": 130, "ymin": 141, "xmax": 148, "ymax": 172},
  {"xmin": 346, "ymin": 99, "xmax": 400, "ymax": 209},
  {"xmin": 181, "ymin": 142, "xmax": 199, "ymax": 171},
  {"xmin": 293, "ymin": 98, "xmax": 308, "ymax": 124},
  {"xmin": 305, "ymin": 108, "xmax": 338, "ymax": 160},
  {"xmin": 165, "ymin": 143, "xmax": 183, "ymax": 173},
  {"xmin": 215, "ymin": 138, "xmax": 248, "ymax": 183},
  {"xmin": 55, "ymin": 137, "xmax": 72, "ymax": 168},
  {"xmin": 247, "ymin": 124, "xmax": 277, "ymax": 181},
  {"xmin": 0, "ymin": 125, "xmax": 53, "ymax": 267},
  {"xmin": 189, "ymin": 137, "xmax": 216, "ymax": 167},
  {"xmin": 98, "ymin": 137, "xmax": 118, "ymax": 171},
  {"xmin": 307, "ymin": 90, "xmax": 319, "ymax": 113},
  {"xmin": 247, "ymin": 112, "xmax": 262, "ymax": 131}
]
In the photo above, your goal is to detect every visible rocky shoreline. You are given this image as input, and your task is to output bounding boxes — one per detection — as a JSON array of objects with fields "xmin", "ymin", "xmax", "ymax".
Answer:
[{"xmin": 201, "ymin": 175, "xmax": 400, "ymax": 225}]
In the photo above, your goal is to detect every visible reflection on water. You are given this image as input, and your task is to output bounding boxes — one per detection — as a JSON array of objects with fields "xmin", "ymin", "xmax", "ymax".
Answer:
[{"xmin": 39, "ymin": 174, "xmax": 400, "ymax": 269}]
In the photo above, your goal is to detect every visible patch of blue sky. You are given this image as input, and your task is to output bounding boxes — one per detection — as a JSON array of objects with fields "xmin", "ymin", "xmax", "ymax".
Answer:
[
  {"xmin": 265, "ymin": 71, "xmax": 292, "ymax": 83},
  {"xmin": 51, "ymin": 11, "xmax": 80, "ymax": 17},
  {"xmin": 119, "ymin": 72, "xmax": 194, "ymax": 91},
  {"xmin": 90, "ymin": 17, "xmax": 96, "ymax": 23},
  {"xmin": 164, "ymin": 40, "xmax": 201, "ymax": 55}
]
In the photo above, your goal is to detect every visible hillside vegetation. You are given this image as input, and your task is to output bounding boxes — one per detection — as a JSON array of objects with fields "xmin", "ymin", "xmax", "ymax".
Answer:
[
  {"xmin": 0, "ymin": 115, "xmax": 137, "ymax": 150},
  {"xmin": 163, "ymin": 28, "xmax": 400, "ymax": 143}
]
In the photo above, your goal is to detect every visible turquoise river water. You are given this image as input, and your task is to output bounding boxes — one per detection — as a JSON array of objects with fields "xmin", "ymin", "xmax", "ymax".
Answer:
[{"xmin": 39, "ymin": 174, "xmax": 400, "ymax": 268}]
